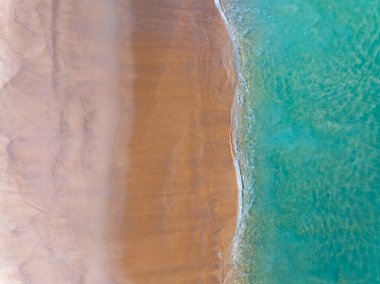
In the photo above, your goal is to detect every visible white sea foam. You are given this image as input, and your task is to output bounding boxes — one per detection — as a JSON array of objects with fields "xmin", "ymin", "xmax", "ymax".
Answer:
[{"xmin": 214, "ymin": 1, "xmax": 251, "ymax": 282}]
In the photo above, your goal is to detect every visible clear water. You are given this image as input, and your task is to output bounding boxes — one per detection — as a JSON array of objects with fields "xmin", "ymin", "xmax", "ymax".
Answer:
[{"xmin": 220, "ymin": 0, "xmax": 380, "ymax": 283}]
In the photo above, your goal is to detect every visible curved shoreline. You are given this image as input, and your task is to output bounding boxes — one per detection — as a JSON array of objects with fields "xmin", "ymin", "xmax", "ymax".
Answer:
[
  {"xmin": 214, "ymin": 0, "xmax": 248, "ymax": 269},
  {"xmin": 214, "ymin": 0, "xmax": 243, "ymax": 238}
]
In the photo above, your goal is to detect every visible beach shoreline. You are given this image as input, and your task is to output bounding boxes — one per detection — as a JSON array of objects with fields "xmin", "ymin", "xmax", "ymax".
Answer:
[
  {"xmin": 214, "ymin": 3, "xmax": 246, "ymax": 282},
  {"xmin": 215, "ymin": 0, "xmax": 244, "ymax": 239},
  {"xmin": 106, "ymin": 0, "xmax": 238, "ymax": 283}
]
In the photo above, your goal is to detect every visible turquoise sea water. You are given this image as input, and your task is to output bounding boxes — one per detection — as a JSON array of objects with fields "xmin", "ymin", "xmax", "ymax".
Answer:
[{"xmin": 220, "ymin": 0, "xmax": 380, "ymax": 283}]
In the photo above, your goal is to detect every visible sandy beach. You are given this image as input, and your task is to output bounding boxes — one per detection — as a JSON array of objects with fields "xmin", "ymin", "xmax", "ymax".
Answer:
[
  {"xmin": 0, "ymin": 0, "xmax": 120, "ymax": 282},
  {"xmin": 106, "ymin": 0, "xmax": 237, "ymax": 283},
  {"xmin": 0, "ymin": 0, "xmax": 237, "ymax": 283}
]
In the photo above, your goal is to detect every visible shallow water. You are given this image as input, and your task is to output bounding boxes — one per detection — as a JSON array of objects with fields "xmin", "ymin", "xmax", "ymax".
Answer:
[{"xmin": 221, "ymin": 0, "xmax": 380, "ymax": 283}]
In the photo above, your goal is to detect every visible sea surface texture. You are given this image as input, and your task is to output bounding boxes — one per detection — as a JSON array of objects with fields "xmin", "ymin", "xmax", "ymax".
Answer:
[{"xmin": 221, "ymin": 0, "xmax": 380, "ymax": 283}]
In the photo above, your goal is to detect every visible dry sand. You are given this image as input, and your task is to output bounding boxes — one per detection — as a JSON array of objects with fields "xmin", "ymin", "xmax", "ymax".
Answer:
[
  {"xmin": 106, "ymin": 0, "xmax": 238, "ymax": 283},
  {"xmin": 0, "ymin": 0, "xmax": 120, "ymax": 282},
  {"xmin": 0, "ymin": 0, "xmax": 237, "ymax": 283}
]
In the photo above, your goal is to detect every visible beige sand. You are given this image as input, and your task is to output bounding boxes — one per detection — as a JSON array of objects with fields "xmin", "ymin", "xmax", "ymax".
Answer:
[
  {"xmin": 0, "ymin": 0, "xmax": 119, "ymax": 282},
  {"xmin": 106, "ymin": 0, "xmax": 238, "ymax": 283},
  {"xmin": 0, "ymin": 0, "xmax": 237, "ymax": 283}
]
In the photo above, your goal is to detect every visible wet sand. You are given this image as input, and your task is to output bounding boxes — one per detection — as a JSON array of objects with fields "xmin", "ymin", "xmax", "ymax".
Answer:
[
  {"xmin": 106, "ymin": 0, "xmax": 238, "ymax": 283},
  {"xmin": 0, "ymin": 0, "xmax": 237, "ymax": 283}
]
